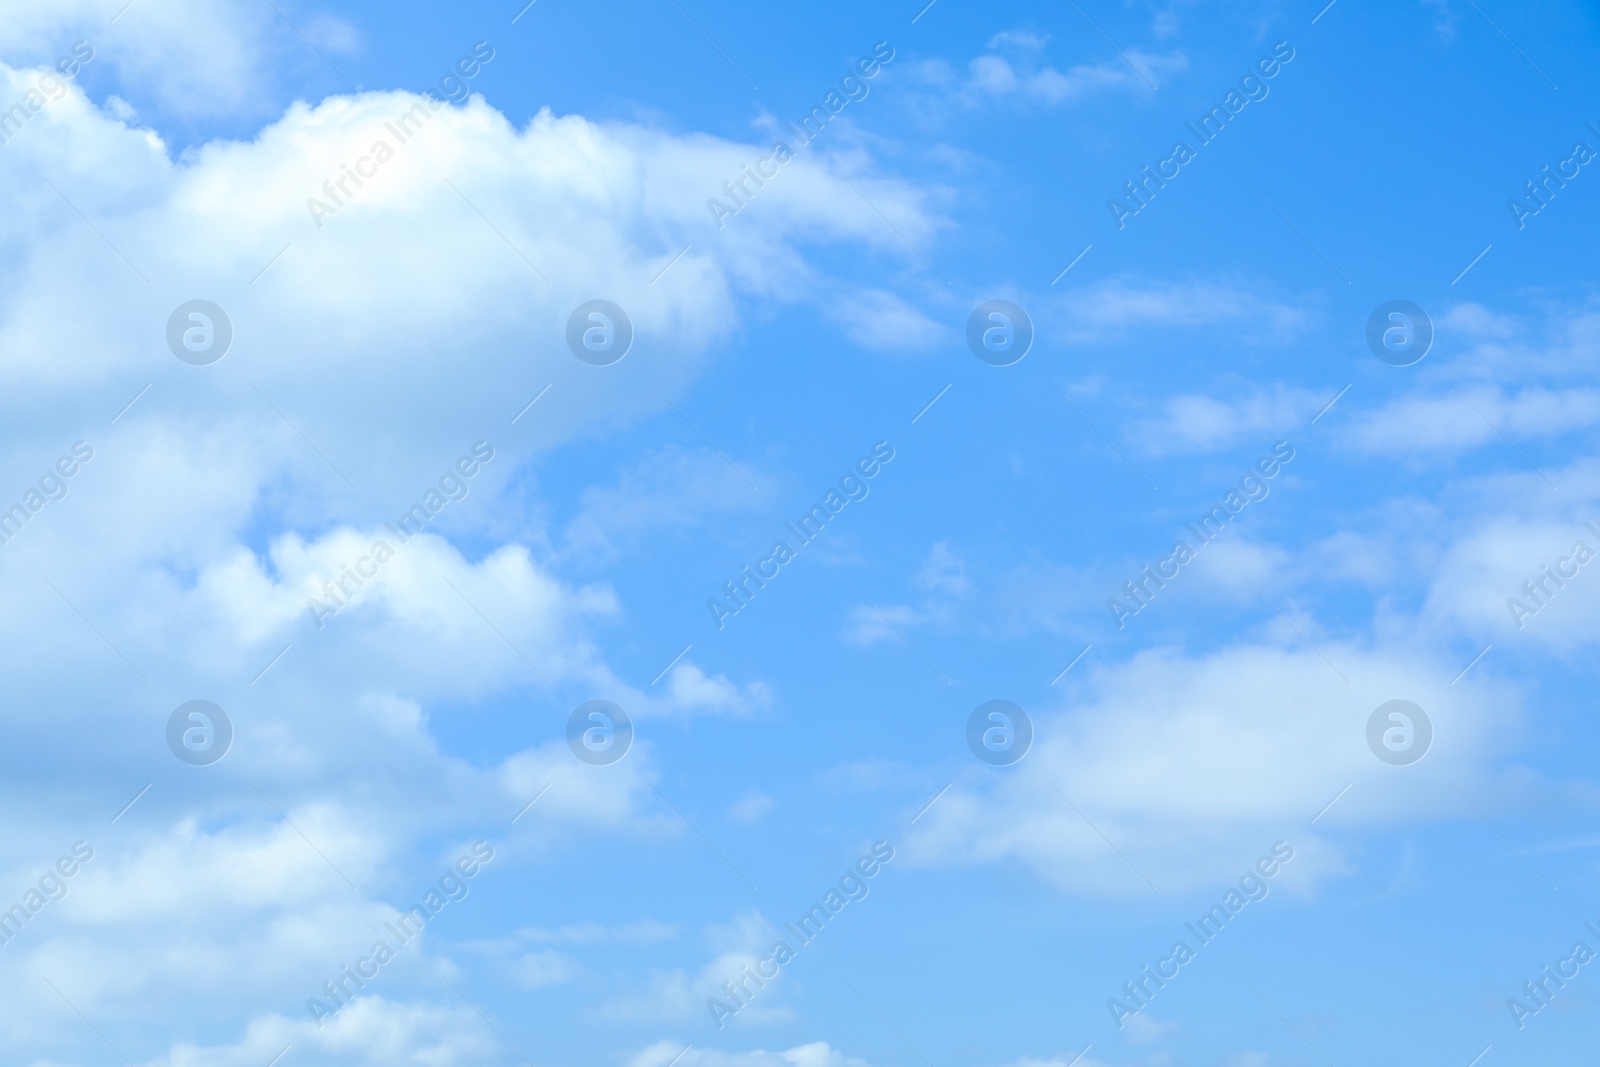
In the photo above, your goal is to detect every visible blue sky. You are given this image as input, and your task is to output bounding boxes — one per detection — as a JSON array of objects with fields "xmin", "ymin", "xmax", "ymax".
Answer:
[{"xmin": 0, "ymin": 0, "xmax": 1598, "ymax": 1065}]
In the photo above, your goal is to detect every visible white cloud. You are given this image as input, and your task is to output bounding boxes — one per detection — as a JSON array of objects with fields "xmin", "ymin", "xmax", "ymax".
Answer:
[
  {"xmin": 0, "ymin": 0, "xmax": 291, "ymax": 120},
  {"xmin": 194, "ymin": 524, "xmax": 621, "ymax": 696},
  {"xmin": 910, "ymin": 32, "xmax": 1187, "ymax": 108},
  {"xmin": 1421, "ymin": 506, "xmax": 1600, "ymax": 651},
  {"xmin": 1326, "ymin": 299, "xmax": 1600, "ymax": 460},
  {"xmin": 908, "ymin": 641, "xmax": 1514, "ymax": 894},
  {"xmin": 964, "ymin": 49, "xmax": 1185, "ymax": 104},
  {"xmin": 660, "ymin": 662, "xmax": 770, "ymax": 717},
  {"xmin": 0, "ymin": 63, "xmax": 933, "ymax": 716},
  {"xmin": 0, "ymin": 735, "xmax": 657, "ymax": 1045}
]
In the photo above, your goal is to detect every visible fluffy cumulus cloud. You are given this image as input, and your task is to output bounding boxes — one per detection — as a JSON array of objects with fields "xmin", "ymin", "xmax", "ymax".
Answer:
[
  {"xmin": 0, "ymin": 59, "xmax": 935, "ymax": 706},
  {"xmin": 0, "ymin": 35, "xmax": 936, "ymax": 1065}
]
